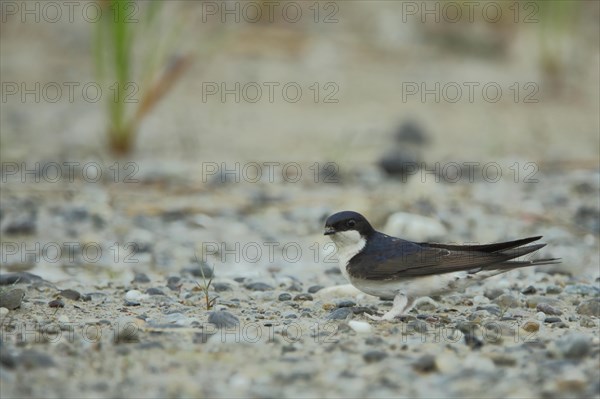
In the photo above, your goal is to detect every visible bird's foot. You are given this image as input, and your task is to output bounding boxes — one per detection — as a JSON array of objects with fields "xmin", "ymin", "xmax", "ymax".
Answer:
[{"xmin": 364, "ymin": 294, "xmax": 412, "ymax": 322}]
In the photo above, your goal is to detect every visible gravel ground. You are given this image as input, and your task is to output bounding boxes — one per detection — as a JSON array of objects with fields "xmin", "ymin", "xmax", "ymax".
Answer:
[{"xmin": 1, "ymin": 164, "xmax": 599, "ymax": 399}]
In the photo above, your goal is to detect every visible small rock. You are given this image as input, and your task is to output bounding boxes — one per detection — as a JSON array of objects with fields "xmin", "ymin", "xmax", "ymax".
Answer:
[
  {"xmin": 0, "ymin": 307, "xmax": 9, "ymax": 319},
  {"xmin": 324, "ymin": 267, "xmax": 341, "ymax": 275},
  {"xmin": 244, "ymin": 282, "xmax": 274, "ymax": 292},
  {"xmin": 544, "ymin": 317, "xmax": 562, "ymax": 324},
  {"xmin": 464, "ymin": 334, "xmax": 483, "ymax": 349},
  {"xmin": 349, "ymin": 320, "xmax": 372, "ymax": 334},
  {"xmin": 484, "ymin": 288, "xmax": 505, "ymax": 300},
  {"xmin": 564, "ymin": 284, "xmax": 599, "ymax": 296},
  {"xmin": 278, "ymin": 293, "xmax": 292, "ymax": 301},
  {"xmin": 308, "ymin": 285, "xmax": 324, "ymax": 294},
  {"xmin": 3, "ymin": 215, "xmax": 36, "ymax": 235},
  {"xmin": 114, "ymin": 319, "xmax": 141, "ymax": 344},
  {"xmin": 337, "ymin": 300, "xmax": 356, "ymax": 308},
  {"xmin": 48, "ymin": 299, "xmax": 64, "ymax": 308},
  {"xmin": 0, "ymin": 289, "xmax": 25, "ymax": 310},
  {"xmin": 536, "ymin": 303, "xmax": 562, "ymax": 316},
  {"xmin": 522, "ymin": 321, "xmax": 540, "ymax": 333},
  {"xmin": 18, "ymin": 350, "xmax": 55, "ymax": 368},
  {"xmin": 521, "ymin": 285, "xmax": 537, "ymax": 295},
  {"xmin": 525, "ymin": 296, "xmax": 562, "ymax": 308},
  {"xmin": 212, "ymin": 283, "xmax": 232, "ymax": 292},
  {"xmin": 576, "ymin": 299, "xmax": 600, "ymax": 316},
  {"xmin": 125, "ymin": 290, "xmax": 145, "ymax": 302},
  {"xmin": 208, "ymin": 311, "xmax": 239, "ymax": 329},
  {"xmin": 145, "ymin": 288, "xmax": 165, "ymax": 296},
  {"xmin": 293, "ymin": 293, "xmax": 313, "ymax": 301},
  {"xmin": 546, "ymin": 285, "xmax": 562, "ymax": 294},
  {"xmin": 494, "ymin": 294, "xmax": 520, "ymax": 308},
  {"xmin": 132, "ymin": 273, "xmax": 151, "ymax": 283},
  {"xmin": 166, "ymin": 276, "xmax": 182, "ymax": 291},
  {"xmin": 475, "ymin": 305, "xmax": 502, "ymax": 316},
  {"xmin": 59, "ymin": 289, "xmax": 81, "ymax": 301},
  {"xmin": 183, "ymin": 263, "xmax": 214, "ymax": 279},
  {"xmin": 363, "ymin": 350, "xmax": 388, "ymax": 363},
  {"xmin": 412, "ymin": 354, "xmax": 437, "ymax": 373},
  {"xmin": 0, "ymin": 272, "xmax": 43, "ymax": 285},
  {"xmin": 557, "ymin": 333, "xmax": 591, "ymax": 359},
  {"xmin": 326, "ymin": 307, "xmax": 353, "ymax": 320},
  {"xmin": 579, "ymin": 317, "xmax": 597, "ymax": 328},
  {"xmin": 378, "ymin": 149, "xmax": 421, "ymax": 180}
]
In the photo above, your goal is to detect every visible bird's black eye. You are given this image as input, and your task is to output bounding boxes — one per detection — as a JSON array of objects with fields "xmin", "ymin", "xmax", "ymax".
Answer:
[{"xmin": 347, "ymin": 219, "xmax": 356, "ymax": 228}]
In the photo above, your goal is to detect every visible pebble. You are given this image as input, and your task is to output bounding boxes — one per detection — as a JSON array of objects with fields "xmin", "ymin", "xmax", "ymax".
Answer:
[
  {"xmin": 18, "ymin": 349, "xmax": 56, "ymax": 369},
  {"xmin": 484, "ymin": 288, "xmax": 505, "ymax": 300},
  {"xmin": 132, "ymin": 273, "xmax": 151, "ymax": 283},
  {"xmin": 348, "ymin": 320, "xmax": 372, "ymax": 334},
  {"xmin": 336, "ymin": 300, "xmax": 356, "ymax": 308},
  {"xmin": 544, "ymin": 317, "xmax": 562, "ymax": 324},
  {"xmin": 0, "ymin": 272, "xmax": 43, "ymax": 285},
  {"xmin": 183, "ymin": 263, "xmax": 214, "ymax": 279},
  {"xmin": 412, "ymin": 354, "xmax": 437, "ymax": 373},
  {"xmin": 244, "ymin": 282, "xmax": 274, "ymax": 291},
  {"xmin": 0, "ymin": 289, "xmax": 25, "ymax": 310},
  {"xmin": 324, "ymin": 267, "xmax": 341, "ymax": 275},
  {"xmin": 59, "ymin": 289, "xmax": 81, "ymax": 301},
  {"xmin": 0, "ymin": 307, "xmax": 9, "ymax": 319},
  {"xmin": 293, "ymin": 293, "xmax": 313, "ymax": 301},
  {"xmin": 546, "ymin": 285, "xmax": 562, "ymax": 294},
  {"xmin": 125, "ymin": 290, "xmax": 146, "ymax": 302},
  {"xmin": 579, "ymin": 317, "xmax": 597, "ymax": 328},
  {"xmin": 557, "ymin": 333, "xmax": 591, "ymax": 359},
  {"xmin": 145, "ymin": 288, "xmax": 165, "ymax": 296},
  {"xmin": 48, "ymin": 299, "xmax": 64, "ymax": 308},
  {"xmin": 326, "ymin": 307, "xmax": 353, "ymax": 320},
  {"xmin": 166, "ymin": 276, "xmax": 182, "ymax": 291},
  {"xmin": 212, "ymin": 283, "xmax": 232, "ymax": 292},
  {"xmin": 494, "ymin": 294, "xmax": 520, "ymax": 308},
  {"xmin": 535, "ymin": 312, "xmax": 547, "ymax": 321},
  {"xmin": 564, "ymin": 284, "xmax": 599, "ymax": 296},
  {"xmin": 114, "ymin": 319, "xmax": 141, "ymax": 344},
  {"xmin": 536, "ymin": 303, "xmax": 562, "ymax": 315},
  {"xmin": 464, "ymin": 334, "xmax": 484, "ymax": 349},
  {"xmin": 208, "ymin": 311, "xmax": 239, "ymax": 329},
  {"xmin": 525, "ymin": 296, "xmax": 562, "ymax": 308},
  {"xmin": 521, "ymin": 285, "xmax": 537, "ymax": 295},
  {"xmin": 308, "ymin": 285, "xmax": 324, "ymax": 294},
  {"xmin": 278, "ymin": 293, "xmax": 292, "ymax": 301},
  {"xmin": 522, "ymin": 321, "xmax": 540, "ymax": 333},
  {"xmin": 576, "ymin": 299, "xmax": 600, "ymax": 316},
  {"xmin": 363, "ymin": 350, "xmax": 388, "ymax": 363},
  {"xmin": 3, "ymin": 215, "xmax": 36, "ymax": 235}
]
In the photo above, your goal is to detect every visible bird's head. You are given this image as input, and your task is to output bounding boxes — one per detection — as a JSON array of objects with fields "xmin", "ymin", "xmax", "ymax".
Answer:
[{"xmin": 324, "ymin": 211, "xmax": 375, "ymax": 245}]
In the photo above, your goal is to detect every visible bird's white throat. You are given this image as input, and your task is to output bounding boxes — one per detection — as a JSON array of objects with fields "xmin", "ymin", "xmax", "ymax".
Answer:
[{"xmin": 329, "ymin": 230, "xmax": 366, "ymax": 280}]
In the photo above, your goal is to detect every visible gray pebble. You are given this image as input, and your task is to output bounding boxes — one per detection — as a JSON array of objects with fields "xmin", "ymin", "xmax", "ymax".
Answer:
[
  {"xmin": 546, "ymin": 285, "xmax": 562, "ymax": 294},
  {"xmin": 494, "ymin": 294, "xmax": 520, "ymax": 308},
  {"xmin": 337, "ymin": 300, "xmax": 356, "ymax": 308},
  {"xmin": 484, "ymin": 287, "xmax": 505, "ymax": 300},
  {"xmin": 0, "ymin": 272, "xmax": 43, "ymax": 285},
  {"xmin": 363, "ymin": 351, "xmax": 388, "ymax": 363},
  {"xmin": 183, "ymin": 263, "xmax": 214, "ymax": 279},
  {"xmin": 475, "ymin": 305, "xmax": 502, "ymax": 316},
  {"xmin": 521, "ymin": 285, "xmax": 537, "ymax": 295},
  {"xmin": 464, "ymin": 333, "xmax": 483, "ymax": 349},
  {"xmin": 212, "ymin": 283, "xmax": 232, "ymax": 292},
  {"xmin": 132, "ymin": 273, "xmax": 151, "ymax": 283},
  {"xmin": 557, "ymin": 333, "xmax": 591, "ymax": 359},
  {"xmin": 536, "ymin": 303, "xmax": 562, "ymax": 315},
  {"xmin": 324, "ymin": 267, "xmax": 341, "ymax": 275},
  {"xmin": 544, "ymin": 317, "xmax": 562, "ymax": 323},
  {"xmin": 525, "ymin": 296, "xmax": 562, "ymax": 308},
  {"xmin": 278, "ymin": 293, "xmax": 292, "ymax": 301},
  {"xmin": 0, "ymin": 289, "xmax": 25, "ymax": 310},
  {"xmin": 59, "ymin": 289, "xmax": 81, "ymax": 301},
  {"xmin": 564, "ymin": 284, "xmax": 599, "ymax": 296},
  {"xmin": 208, "ymin": 311, "xmax": 239, "ymax": 328},
  {"xmin": 3, "ymin": 215, "xmax": 36, "ymax": 235},
  {"xmin": 166, "ymin": 276, "xmax": 182, "ymax": 291},
  {"xmin": 576, "ymin": 299, "xmax": 600, "ymax": 317},
  {"xmin": 308, "ymin": 285, "xmax": 324, "ymax": 294},
  {"xmin": 245, "ymin": 282, "xmax": 274, "ymax": 291},
  {"xmin": 284, "ymin": 313, "xmax": 298, "ymax": 319},
  {"xmin": 412, "ymin": 354, "xmax": 437, "ymax": 373},
  {"xmin": 145, "ymin": 288, "xmax": 165, "ymax": 296},
  {"xmin": 293, "ymin": 293, "xmax": 313, "ymax": 301},
  {"xmin": 18, "ymin": 349, "xmax": 55, "ymax": 369},
  {"xmin": 326, "ymin": 307, "xmax": 353, "ymax": 320}
]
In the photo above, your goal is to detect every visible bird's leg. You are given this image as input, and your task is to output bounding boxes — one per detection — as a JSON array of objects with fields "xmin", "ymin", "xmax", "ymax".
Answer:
[{"xmin": 365, "ymin": 294, "xmax": 414, "ymax": 321}]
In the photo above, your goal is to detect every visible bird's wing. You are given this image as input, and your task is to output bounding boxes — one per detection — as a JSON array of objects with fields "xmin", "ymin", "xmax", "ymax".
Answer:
[{"xmin": 347, "ymin": 236, "xmax": 548, "ymax": 280}]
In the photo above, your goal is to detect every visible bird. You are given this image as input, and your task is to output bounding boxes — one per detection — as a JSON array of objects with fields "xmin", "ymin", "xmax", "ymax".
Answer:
[{"xmin": 323, "ymin": 211, "xmax": 560, "ymax": 321}]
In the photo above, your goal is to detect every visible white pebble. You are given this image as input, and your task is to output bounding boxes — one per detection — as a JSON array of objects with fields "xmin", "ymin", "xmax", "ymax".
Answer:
[
  {"xmin": 125, "ymin": 289, "xmax": 146, "ymax": 302},
  {"xmin": 348, "ymin": 320, "xmax": 372, "ymax": 334},
  {"xmin": 536, "ymin": 312, "xmax": 546, "ymax": 321},
  {"xmin": 0, "ymin": 307, "xmax": 9, "ymax": 319},
  {"xmin": 58, "ymin": 315, "xmax": 70, "ymax": 324}
]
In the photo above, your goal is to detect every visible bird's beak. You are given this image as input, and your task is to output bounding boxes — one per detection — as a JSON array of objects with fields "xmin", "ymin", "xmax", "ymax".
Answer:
[{"xmin": 324, "ymin": 226, "xmax": 336, "ymax": 235}]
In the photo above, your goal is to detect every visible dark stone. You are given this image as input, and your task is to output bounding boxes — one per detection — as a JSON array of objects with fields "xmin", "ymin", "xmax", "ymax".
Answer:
[
  {"xmin": 59, "ymin": 289, "xmax": 81, "ymax": 301},
  {"xmin": 212, "ymin": 282, "xmax": 232, "ymax": 292},
  {"xmin": 183, "ymin": 263, "xmax": 214, "ymax": 279},
  {"xmin": 48, "ymin": 299, "xmax": 64, "ymax": 308},
  {"xmin": 145, "ymin": 287, "xmax": 165, "ymax": 296},
  {"xmin": 521, "ymin": 285, "xmax": 537, "ymax": 295},
  {"xmin": 412, "ymin": 354, "xmax": 437, "ymax": 373},
  {"xmin": 395, "ymin": 121, "xmax": 428, "ymax": 145},
  {"xmin": 278, "ymin": 293, "xmax": 292, "ymax": 301},
  {"xmin": 4, "ymin": 216, "xmax": 36, "ymax": 235},
  {"xmin": 536, "ymin": 303, "xmax": 562, "ymax": 316},
  {"xmin": 576, "ymin": 299, "xmax": 600, "ymax": 317},
  {"xmin": 132, "ymin": 273, "xmax": 151, "ymax": 283},
  {"xmin": 544, "ymin": 317, "xmax": 562, "ymax": 324},
  {"xmin": 337, "ymin": 300, "xmax": 356, "ymax": 308},
  {"xmin": 326, "ymin": 307, "xmax": 353, "ymax": 320},
  {"xmin": 208, "ymin": 311, "xmax": 239, "ymax": 329},
  {"xmin": 0, "ymin": 272, "xmax": 43, "ymax": 285},
  {"xmin": 324, "ymin": 268, "xmax": 341, "ymax": 275},
  {"xmin": 244, "ymin": 282, "xmax": 274, "ymax": 291},
  {"xmin": 166, "ymin": 276, "xmax": 182, "ymax": 291},
  {"xmin": 378, "ymin": 149, "xmax": 420, "ymax": 178},
  {"xmin": 307, "ymin": 285, "xmax": 324, "ymax": 294},
  {"xmin": 293, "ymin": 293, "xmax": 313, "ymax": 301},
  {"xmin": 363, "ymin": 350, "xmax": 388, "ymax": 363},
  {"xmin": 464, "ymin": 333, "xmax": 483, "ymax": 349}
]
